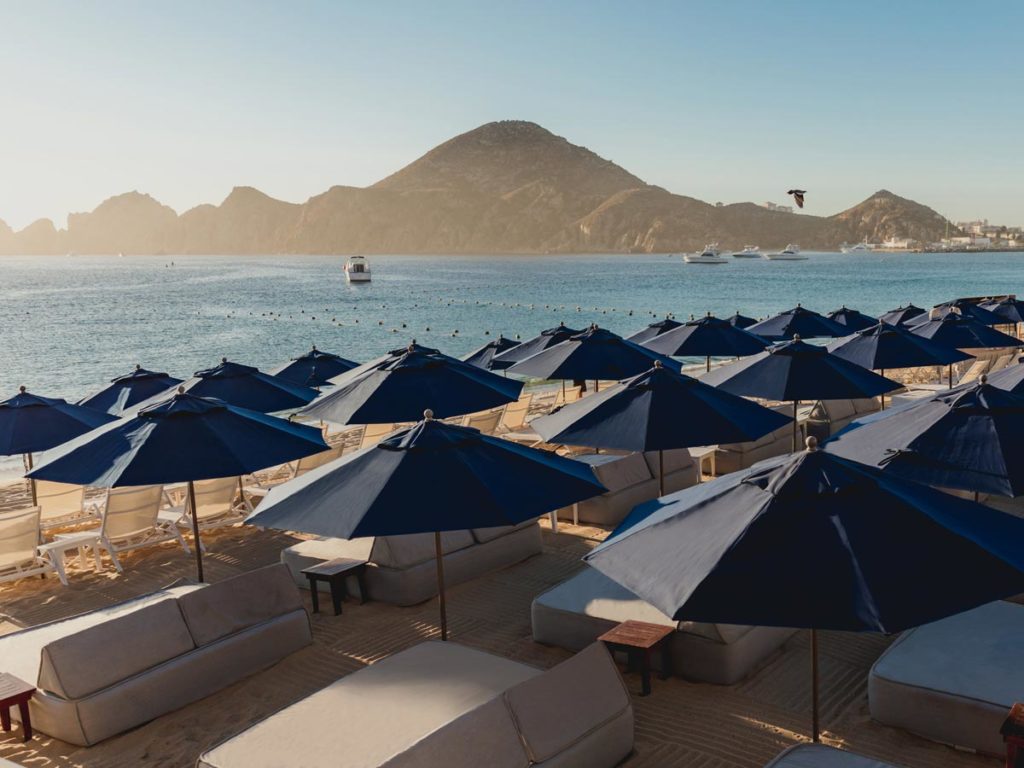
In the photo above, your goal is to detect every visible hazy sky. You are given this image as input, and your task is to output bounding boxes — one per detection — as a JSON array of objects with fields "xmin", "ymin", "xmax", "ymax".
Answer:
[{"xmin": 2, "ymin": 1, "xmax": 1021, "ymax": 230}]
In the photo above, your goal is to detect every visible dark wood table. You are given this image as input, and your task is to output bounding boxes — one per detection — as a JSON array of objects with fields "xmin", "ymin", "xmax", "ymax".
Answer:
[
  {"xmin": 598, "ymin": 620, "xmax": 674, "ymax": 696},
  {"xmin": 301, "ymin": 558, "xmax": 368, "ymax": 616},
  {"xmin": 0, "ymin": 673, "xmax": 35, "ymax": 741}
]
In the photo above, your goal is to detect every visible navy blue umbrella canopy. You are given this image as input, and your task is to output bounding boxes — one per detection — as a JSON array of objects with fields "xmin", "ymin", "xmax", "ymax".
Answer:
[
  {"xmin": 826, "ymin": 306, "xmax": 878, "ymax": 333},
  {"xmin": 30, "ymin": 391, "xmax": 329, "ymax": 580},
  {"xmin": 827, "ymin": 322, "xmax": 973, "ymax": 371},
  {"xmin": 825, "ymin": 378, "xmax": 1024, "ymax": 497},
  {"xmin": 877, "ymin": 303, "xmax": 926, "ymax": 326},
  {"xmin": 982, "ymin": 297, "xmax": 1024, "ymax": 325},
  {"xmin": 625, "ymin": 316, "xmax": 683, "ymax": 345},
  {"xmin": 746, "ymin": 305, "xmax": 847, "ymax": 341},
  {"xmin": 491, "ymin": 323, "xmax": 584, "ymax": 367},
  {"xmin": 532, "ymin": 363, "xmax": 790, "ymax": 492},
  {"xmin": 908, "ymin": 313, "xmax": 1023, "ymax": 349},
  {"xmin": 78, "ymin": 365, "xmax": 183, "ymax": 416},
  {"xmin": 0, "ymin": 387, "xmax": 116, "ymax": 456},
  {"xmin": 642, "ymin": 314, "xmax": 769, "ymax": 362},
  {"xmin": 506, "ymin": 326, "xmax": 682, "ymax": 381},
  {"xmin": 726, "ymin": 312, "xmax": 758, "ymax": 330},
  {"xmin": 270, "ymin": 346, "xmax": 359, "ymax": 388},
  {"xmin": 586, "ymin": 442, "xmax": 1024, "ymax": 739},
  {"xmin": 246, "ymin": 415, "xmax": 604, "ymax": 638},
  {"xmin": 933, "ymin": 299, "xmax": 1003, "ymax": 327},
  {"xmin": 299, "ymin": 342, "xmax": 522, "ymax": 424},
  {"xmin": 984, "ymin": 359, "xmax": 1024, "ymax": 393},
  {"xmin": 462, "ymin": 335, "xmax": 521, "ymax": 371}
]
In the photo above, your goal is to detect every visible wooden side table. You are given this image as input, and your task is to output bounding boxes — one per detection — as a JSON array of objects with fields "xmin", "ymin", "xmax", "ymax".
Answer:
[
  {"xmin": 301, "ymin": 558, "xmax": 368, "ymax": 616},
  {"xmin": 0, "ymin": 673, "xmax": 35, "ymax": 741},
  {"xmin": 598, "ymin": 620, "xmax": 674, "ymax": 696}
]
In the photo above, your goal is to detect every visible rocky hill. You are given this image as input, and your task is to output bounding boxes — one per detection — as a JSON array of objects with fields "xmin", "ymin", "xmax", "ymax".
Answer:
[{"xmin": 0, "ymin": 121, "xmax": 956, "ymax": 254}]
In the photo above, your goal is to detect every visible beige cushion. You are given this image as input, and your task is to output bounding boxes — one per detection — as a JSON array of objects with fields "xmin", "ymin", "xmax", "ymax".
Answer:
[
  {"xmin": 642, "ymin": 449, "xmax": 694, "ymax": 476},
  {"xmin": 371, "ymin": 531, "xmax": 475, "ymax": 569},
  {"xmin": 178, "ymin": 564, "xmax": 303, "ymax": 647},
  {"xmin": 38, "ymin": 599, "xmax": 195, "ymax": 699},
  {"xmin": 583, "ymin": 453, "xmax": 652, "ymax": 493},
  {"xmin": 504, "ymin": 643, "xmax": 630, "ymax": 763}
]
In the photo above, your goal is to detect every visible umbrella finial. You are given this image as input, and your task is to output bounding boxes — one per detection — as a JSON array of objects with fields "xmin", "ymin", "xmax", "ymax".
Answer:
[
  {"xmin": 423, "ymin": 409, "xmax": 434, "ymax": 421},
  {"xmin": 135, "ymin": 363, "xmax": 142, "ymax": 371},
  {"xmin": 981, "ymin": 374, "xmax": 988, "ymax": 384},
  {"xmin": 793, "ymin": 334, "xmax": 802, "ymax": 341},
  {"xmin": 806, "ymin": 435, "xmax": 818, "ymax": 452},
  {"xmin": 653, "ymin": 359, "xmax": 663, "ymax": 369},
  {"xmin": 312, "ymin": 344, "xmax": 317, "ymax": 351},
  {"xmin": 221, "ymin": 357, "xmax": 227, "ymax": 364},
  {"xmin": 177, "ymin": 385, "xmax": 185, "ymax": 394},
  {"xmin": 18, "ymin": 385, "xmax": 26, "ymax": 393}
]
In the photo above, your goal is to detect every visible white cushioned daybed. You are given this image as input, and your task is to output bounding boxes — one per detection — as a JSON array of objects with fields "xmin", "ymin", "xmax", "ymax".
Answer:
[
  {"xmin": 765, "ymin": 744, "xmax": 900, "ymax": 767},
  {"xmin": 280, "ymin": 521, "xmax": 542, "ymax": 606},
  {"xmin": 0, "ymin": 564, "xmax": 311, "ymax": 746},
  {"xmin": 531, "ymin": 567, "xmax": 796, "ymax": 685},
  {"xmin": 869, "ymin": 600, "xmax": 1024, "ymax": 756},
  {"xmin": 198, "ymin": 641, "xmax": 634, "ymax": 768}
]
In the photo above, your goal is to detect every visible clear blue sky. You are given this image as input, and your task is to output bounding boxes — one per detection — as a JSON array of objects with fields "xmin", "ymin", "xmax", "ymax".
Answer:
[{"xmin": 2, "ymin": 1, "xmax": 1021, "ymax": 230}]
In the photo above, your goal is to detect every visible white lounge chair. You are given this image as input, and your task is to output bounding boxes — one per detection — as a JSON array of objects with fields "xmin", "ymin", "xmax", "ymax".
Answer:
[
  {"xmin": 56, "ymin": 485, "xmax": 188, "ymax": 573},
  {"xmin": 35, "ymin": 480, "xmax": 100, "ymax": 531},
  {"xmin": 359, "ymin": 423, "xmax": 396, "ymax": 449},
  {"xmin": 166, "ymin": 477, "xmax": 254, "ymax": 538},
  {"xmin": 496, "ymin": 393, "xmax": 532, "ymax": 433},
  {"xmin": 460, "ymin": 408, "xmax": 503, "ymax": 434},
  {"xmin": 0, "ymin": 507, "xmax": 64, "ymax": 586}
]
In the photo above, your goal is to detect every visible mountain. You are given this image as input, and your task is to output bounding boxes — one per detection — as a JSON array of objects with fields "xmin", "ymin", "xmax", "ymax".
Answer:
[{"xmin": 0, "ymin": 121, "xmax": 956, "ymax": 254}]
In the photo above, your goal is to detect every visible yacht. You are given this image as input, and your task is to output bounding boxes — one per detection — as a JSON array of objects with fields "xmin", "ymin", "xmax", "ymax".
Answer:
[
  {"xmin": 344, "ymin": 255, "xmax": 372, "ymax": 283},
  {"xmin": 840, "ymin": 242, "xmax": 873, "ymax": 254},
  {"xmin": 684, "ymin": 244, "xmax": 729, "ymax": 264},
  {"xmin": 763, "ymin": 244, "xmax": 807, "ymax": 261},
  {"xmin": 732, "ymin": 245, "xmax": 761, "ymax": 258}
]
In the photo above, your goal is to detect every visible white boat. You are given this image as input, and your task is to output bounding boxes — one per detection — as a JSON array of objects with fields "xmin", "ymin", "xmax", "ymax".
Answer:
[
  {"xmin": 840, "ymin": 242, "xmax": 873, "ymax": 253},
  {"xmin": 344, "ymin": 255, "xmax": 372, "ymax": 282},
  {"xmin": 732, "ymin": 245, "xmax": 761, "ymax": 258},
  {"xmin": 763, "ymin": 244, "xmax": 807, "ymax": 261},
  {"xmin": 684, "ymin": 244, "xmax": 728, "ymax": 264}
]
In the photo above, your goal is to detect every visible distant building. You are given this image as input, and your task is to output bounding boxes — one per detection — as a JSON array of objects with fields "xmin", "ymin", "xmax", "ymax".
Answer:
[{"xmin": 762, "ymin": 202, "xmax": 794, "ymax": 213}]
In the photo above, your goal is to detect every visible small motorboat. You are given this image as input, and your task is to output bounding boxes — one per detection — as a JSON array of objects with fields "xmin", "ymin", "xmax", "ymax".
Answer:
[
  {"xmin": 732, "ymin": 245, "xmax": 761, "ymax": 258},
  {"xmin": 763, "ymin": 244, "xmax": 807, "ymax": 261},
  {"xmin": 840, "ymin": 242, "xmax": 873, "ymax": 254},
  {"xmin": 684, "ymin": 244, "xmax": 729, "ymax": 264},
  {"xmin": 344, "ymin": 255, "xmax": 372, "ymax": 282}
]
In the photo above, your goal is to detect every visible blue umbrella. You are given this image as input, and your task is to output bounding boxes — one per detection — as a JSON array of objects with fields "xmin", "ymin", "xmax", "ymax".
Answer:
[
  {"xmin": 246, "ymin": 413, "xmax": 604, "ymax": 639},
  {"xmin": 826, "ymin": 306, "xmax": 878, "ymax": 333},
  {"xmin": 877, "ymin": 303, "xmax": 926, "ymax": 326},
  {"xmin": 701, "ymin": 338, "xmax": 901, "ymax": 449},
  {"xmin": 746, "ymin": 305, "xmax": 847, "ymax": 341},
  {"xmin": 531, "ymin": 362, "xmax": 790, "ymax": 493},
  {"xmin": 933, "ymin": 299, "xmax": 1004, "ymax": 327},
  {"xmin": 642, "ymin": 314, "xmax": 769, "ymax": 371},
  {"xmin": 586, "ymin": 439, "xmax": 1024, "ymax": 740},
  {"xmin": 982, "ymin": 297, "xmax": 1024, "ymax": 325},
  {"xmin": 491, "ymin": 323, "xmax": 584, "ymax": 367},
  {"xmin": 269, "ymin": 346, "xmax": 358, "ymax": 388},
  {"xmin": 506, "ymin": 325, "xmax": 682, "ymax": 385},
  {"xmin": 141, "ymin": 358, "xmax": 319, "ymax": 414},
  {"xmin": 826, "ymin": 377, "xmax": 1024, "ymax": 498},
  {"xmin": 726, "ymin": 312, "xmax": 758, "ymax": 330},
  {"xmin": 29, "ymin": 390, "xmax": 329, "ymax": 581},
  {"xmin": 827, "ymin": 322, "xmax": 973, "ymax": 407},
  {"xmin": 0, "ymin": 386, "xmax": 117, "ymax": 504},
  {"xmin": 908, "ymin": 313, "xmax": 1022, "ymax": 355},
  {"xmin": 78, "ymin": 365, "xmax": 183, "ymax": 415},
  {"xmin": 625, "ymin": 316, "xmax": 683, "ymax": 345},
  {"xmin": 983, "ymin": 359, "xmax": 1024, "ymax": 393},
  {"xmin": 462, "ymin": 335, "xmax": 521, "ymax": 371},
  {"xmin": 299, "ymin": 342, "xmax": 522, "ymax": 424}
]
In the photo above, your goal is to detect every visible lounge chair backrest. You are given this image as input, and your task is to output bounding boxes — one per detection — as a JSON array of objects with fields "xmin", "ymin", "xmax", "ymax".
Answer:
[
  {"xmin": 35, "ymin": 480, "xmax": 86, "ymax": 522},
  {"xmin": 0, "ymin": 507, "xmax": 42, "ymax": 566},
  {"xmin": 958, "ymin": 359, "xmax": 990, "ymax": 385},
  {"xmin": 189, "ymin": 477, "xmax": 239, "ymax": 521},
  {"xmin": 360, "ymin": 423, "xmax": 396, "ymax": 450},
  {"xmin": 989, "ymin": 354, "xmax": 1013, "ymax": 375},
  {"xmin": 295, "ymin": 445, "xmax": 345, "ymax": 477},
  {"xmin": 101, "ymin": 485, "xmax": 164, "ymax": 540},
  {"xmin": 499, "ymin": 395, "xmax": 532, "ymax": 432},
  {"xmin": 562, "ymin": 385, "xmax": 583, "ymax": 404},
  {"xmin": 462, "ymin": 409, "xmax": 503, "ymax": 434}
]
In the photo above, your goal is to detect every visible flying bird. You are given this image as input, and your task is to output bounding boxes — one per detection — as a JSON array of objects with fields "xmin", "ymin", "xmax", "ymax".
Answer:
[{"xmin": 787, "ymin": 189, "xmax": 806, "ymax": 208}]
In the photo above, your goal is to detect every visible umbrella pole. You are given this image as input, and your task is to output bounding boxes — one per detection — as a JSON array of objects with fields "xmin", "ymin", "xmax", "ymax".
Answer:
[
  {"xmin": 25, "ymin": 453, "xmax": 37, "ymax": 507},
  {"xmin": 792, "ymin": 400, "xmax": 799, "ymax": 452},
  {"xmin": 880, "ymin": 370, "xmax": 886, "ymax": 410},
  {"xmin": 948, "ymin": 363, "xmax": 953, "ymax": 389},
  {"xmin": 811, "ymin": 628, "xmax": 821, "ymax": 743},
  {"xmin": 706, "ymin": 355, "xmax": 711, "ymax": 373},
  {"xmin": 188, "ymin": 480, "xmax": 204, "ymax": 583},
  {"xmin": 434, "ymin": 531, "xmax": 448, "ymax": 641},
  {"xmin": 659, "ymin": 449, "xmax": 665, "ymax": 497}
]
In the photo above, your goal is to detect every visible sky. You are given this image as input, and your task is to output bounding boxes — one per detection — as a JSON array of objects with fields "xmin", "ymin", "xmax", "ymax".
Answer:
[{"xmin": 1, "ymin": 0, "xmax": 1021, "ymax": 230}]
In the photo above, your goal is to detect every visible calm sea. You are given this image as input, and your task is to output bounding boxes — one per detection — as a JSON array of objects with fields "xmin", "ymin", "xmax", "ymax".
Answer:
[{"xmin": 1, "ymin": 251, "xmax": 1022, "ymax": 476}]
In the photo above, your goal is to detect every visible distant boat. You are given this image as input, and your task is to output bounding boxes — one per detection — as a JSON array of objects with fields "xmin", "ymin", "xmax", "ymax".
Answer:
[
  {"xmin": 733, "ymin": 245, "xmax": 761, "ymax": 258},
  {"xmin": 684, "ymin": 244, "xmax": 729, "ymax": 264},
  {"xmin": 344, "ymin": 255, "xmax": 372, "ymax": 282},
  {"xmin": 840, "ymin": 242, "xmax": 873, "ymax": 253},
  {"xmin": 763, "ymin": 244, "xmax": 807, "ymax": 261}
]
